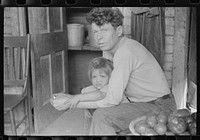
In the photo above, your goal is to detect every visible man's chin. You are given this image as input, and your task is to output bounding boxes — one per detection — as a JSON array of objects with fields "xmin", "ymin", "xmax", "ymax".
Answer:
[
  {"xmin": 100, "ymin": 48, "xmax": 109, "ymax": 51},
  {"xmin": 98, "ymin": 45, "xmax": 107, "ymax": 50},
  {"xmin": 98, "ymin": 47, "xmax": 104, "ymax": 50}
]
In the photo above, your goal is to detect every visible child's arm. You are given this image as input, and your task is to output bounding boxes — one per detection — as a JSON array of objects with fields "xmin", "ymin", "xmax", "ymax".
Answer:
[
  {"xmin": 64, "ymin": 85, "xmax": 107, "ymax": 109},
  {"xmin": 80, "ymin": 85, "xmax": 108, "ymax": 101},
  {"xmin": 80, "ymin": 85, "xmax": 107, "ymax": 101}
]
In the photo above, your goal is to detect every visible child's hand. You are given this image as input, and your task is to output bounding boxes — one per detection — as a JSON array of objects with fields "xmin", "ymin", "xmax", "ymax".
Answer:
[
  {"xmin": 64, "ymin": 94, "xmax": 82, "ymax": 109},
  {"xmin": 54, "ymin": 104, "xmax": 69, "ymax": 111},
  {"xmin": 53, "ymin": 93, "xmax": 72, "ymax": 99},
  {"xmin": 50, "ymin": 93, "xmax": 73, "ymax": 110}
]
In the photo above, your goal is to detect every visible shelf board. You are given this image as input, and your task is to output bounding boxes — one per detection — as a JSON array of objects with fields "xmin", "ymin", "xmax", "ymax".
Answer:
[
  {"xmin": 68, "ymin": 46, "xmax": 82, "ymax": 50},
  {"xmin": 68, "ymin": 44, "xmax": 101, "ymax": 51}
]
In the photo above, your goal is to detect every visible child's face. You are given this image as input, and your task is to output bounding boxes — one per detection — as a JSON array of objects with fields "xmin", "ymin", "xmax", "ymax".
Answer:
[{"xmin": 91, "ymin": 69, "xmax": 109, "ymax": 90}]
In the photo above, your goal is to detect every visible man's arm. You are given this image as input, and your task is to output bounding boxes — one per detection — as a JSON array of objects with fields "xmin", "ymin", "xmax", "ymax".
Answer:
[
  {"xmin": 63, "ymin": 87, "xmax": 107, "ymax": 109},
  {"xmin": 54, "ymin": 92, "xmax": 114, "ymax": 110},
  {"xmin": 76, "ymin": 101, "xmax": 100, "ymax": 109},
  {"xmin": 76, "ymin": 85, "xmax": 120, "ymax": 108},
  {"xmin": 76, "ymin": 98, "xmax": 115, "ymax": 108},
  {"xmin": 77, "ymin": 90, "xmax": 106, "ymax": 102},
  {"xmin": 52, "ymin": 92, "xmax": 104, "ymax": 110},
  {"xmin": 53, "ymin": 86, "xmax": 107, "ymax": 110}
]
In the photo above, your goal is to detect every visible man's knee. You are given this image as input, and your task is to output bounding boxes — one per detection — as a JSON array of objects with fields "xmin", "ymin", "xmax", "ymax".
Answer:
[
  {"xmin": 93, "ymin": 108, "xmax": 105, "ymax": 117},
  {"xmin": 92, "ymin": 108, "xmax": 108, "ymax": 121}
]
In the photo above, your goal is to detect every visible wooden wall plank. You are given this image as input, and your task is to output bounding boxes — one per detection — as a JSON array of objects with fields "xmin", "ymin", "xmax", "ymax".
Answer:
[
  {"xmin": 4, "ymin": 7, "xmax": 26, "ymax": 36},
  {"xmin": 10, "ymin": 8, "xmax": 20, "ymax": 36}
]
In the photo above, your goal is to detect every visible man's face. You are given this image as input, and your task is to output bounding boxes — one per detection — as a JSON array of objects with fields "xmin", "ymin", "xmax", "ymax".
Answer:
[{"xmin": 91, "ymin": 23, "xmax": 121, "ymax": 54}]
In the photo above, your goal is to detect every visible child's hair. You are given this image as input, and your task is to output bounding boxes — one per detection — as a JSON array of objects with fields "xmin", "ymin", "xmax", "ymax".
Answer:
[
  {"xmin": 86, "ymin": 7, "xmax": 124, "ymax": 28},
  {"xmin": 88, "ymin": 57, "xmax": 113, "ymax": 81}
]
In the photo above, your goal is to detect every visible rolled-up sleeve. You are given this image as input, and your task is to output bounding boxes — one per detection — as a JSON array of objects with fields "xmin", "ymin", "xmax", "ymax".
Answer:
[{"xmin": 96, "ymin": 49, "xmax": 135, "ymax": 107}]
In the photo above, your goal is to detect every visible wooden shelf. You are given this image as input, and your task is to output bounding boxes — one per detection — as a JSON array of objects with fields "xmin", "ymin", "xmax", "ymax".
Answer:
[{"xmin": 68, "ymin": 44, "xmax": 101, "ymax": 51}]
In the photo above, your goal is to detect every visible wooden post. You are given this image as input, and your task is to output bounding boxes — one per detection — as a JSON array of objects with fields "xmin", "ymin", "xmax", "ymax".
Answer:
[{"xmin": 172, "ymin": 7, "xmax": 189, "ymax": 109}]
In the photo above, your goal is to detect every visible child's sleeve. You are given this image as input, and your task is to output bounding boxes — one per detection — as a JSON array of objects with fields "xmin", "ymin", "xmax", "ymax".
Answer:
[
  {"xmin": 81, "ymin": 87, "xmax": 86, "ymax": 94},
  {"xmin": 81, "ymin": 85, "xmax": 97, "ymax": 94},
  {"xmin": 100, "ymin": 85, "xmax": 108, "ymax": 93}
]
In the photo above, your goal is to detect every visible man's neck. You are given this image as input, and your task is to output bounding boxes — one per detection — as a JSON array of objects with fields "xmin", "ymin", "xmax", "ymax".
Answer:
[{"xmin": 109, "ymin": 36, "xmax": 124, "ymax": 55}]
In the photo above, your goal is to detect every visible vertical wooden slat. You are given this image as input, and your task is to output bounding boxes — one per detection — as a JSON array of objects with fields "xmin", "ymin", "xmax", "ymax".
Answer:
[
  {"xmin": 22, "ymin": 48, "xmax": 25, "ymax": 79},
  {"xmin": 133, "ymin": 15, "xmax": 136, "ymax": 39},
  {"xmin": 9, "ymin": 110, "xmax": 17, "ymax": 135},
  {"xmin": 141, "ymin": 15, "xmax": 145, "ymax": 44},
  {"xmin": 14, "ymin": 48, "xmax": 17, "ymax": 79},
  {"xmin": 24, "ymin": 95, "xmax": 30, "ymax": 134},
  {"xmin": 4, "ymin": 48, "xmax": 8, "ymax": 80},
  {"xmin": 16, "ymin": 47, "xmax": 21, "ymax": 80},
  {"xmin": 9, "ymin": 47, "xmax": 14, "ymax": 80},
  {"xmin": 25, "ymin": 34, "xmax": 31, "ymax": 78},
  {"xmin": 6, "ymin": 48, "xmax": 9, "ymax": 80}
]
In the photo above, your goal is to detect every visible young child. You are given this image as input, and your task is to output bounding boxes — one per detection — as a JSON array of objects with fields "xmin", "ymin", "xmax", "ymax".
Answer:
[
  {"xmin": 50, "ymin": 57, "xmax": 113, "ymax": 133},
  {"xmin": 81, "ymin": 57, "xmax": 113, "ymax": 134}
]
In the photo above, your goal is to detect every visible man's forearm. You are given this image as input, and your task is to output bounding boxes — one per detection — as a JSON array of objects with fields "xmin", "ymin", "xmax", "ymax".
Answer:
[
  {"xmin": 76, "ymin": 99, "xmax": 116, "ymax": 109},
  {"xmin": 76, "ymin": 101, "xmax": 100, "ymax": 109}
]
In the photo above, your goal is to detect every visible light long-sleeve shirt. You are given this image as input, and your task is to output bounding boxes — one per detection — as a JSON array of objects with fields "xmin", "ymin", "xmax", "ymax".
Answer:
[{"xmin": 95, "ymin": 37, "xmax": 170, "ymax": 107}]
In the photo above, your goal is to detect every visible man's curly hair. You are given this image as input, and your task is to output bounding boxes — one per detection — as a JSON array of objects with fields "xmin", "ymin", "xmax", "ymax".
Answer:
[{"xmin": 86, "ymin": 7, "xmax": 124, "ymax": 28}]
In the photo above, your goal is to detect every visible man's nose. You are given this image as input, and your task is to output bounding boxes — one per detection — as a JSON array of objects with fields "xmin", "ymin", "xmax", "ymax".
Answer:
[{"xmin": 97, "ymin": 31, "xmax": 103, "ymax": 40}]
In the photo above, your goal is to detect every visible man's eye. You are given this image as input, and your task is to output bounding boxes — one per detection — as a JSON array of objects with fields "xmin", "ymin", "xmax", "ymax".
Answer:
[
  {"xmin": 93, "ymin": 31, "xmax": 98, "ymax": 34},
  {"xmin": 101, "ymin": 29, "xmax": 107, "ymax": 31},
  {"xmin": 92, "ymin": 76, "xmax": 96, "ymax": 79}
]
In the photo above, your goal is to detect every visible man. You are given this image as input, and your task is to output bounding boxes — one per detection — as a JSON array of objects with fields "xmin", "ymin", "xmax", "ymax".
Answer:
[{"xmin": 51, "ymin": 7, "xmax": 177, "ymax": 135}]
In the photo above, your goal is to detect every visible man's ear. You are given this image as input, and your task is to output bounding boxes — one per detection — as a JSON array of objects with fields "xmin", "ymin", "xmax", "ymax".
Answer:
[{"xmin": 116, "ymin": 26, "xmax": 123, "ymax": 37}]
